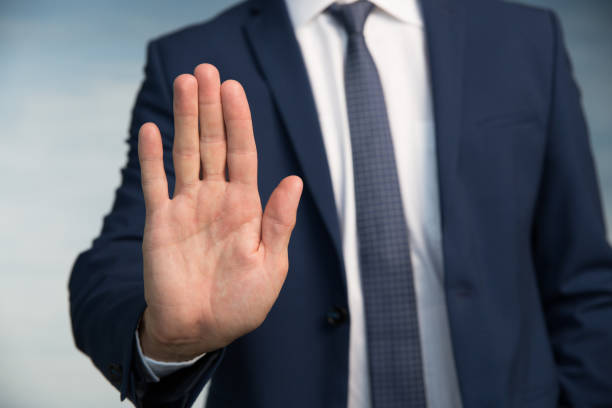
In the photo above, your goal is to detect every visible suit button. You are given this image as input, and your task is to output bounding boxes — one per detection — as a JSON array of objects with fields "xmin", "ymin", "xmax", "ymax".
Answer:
[
  {"xmin": 450, "ymin": 282, "xmax": 474, "ymax": 297},
  {"xmin": 327, "ymin": 306, "xmax": 349, "ymax": 327},
  {"xmin": 108, "ymin": 363, "xmax": 122, "ymax": 384}
]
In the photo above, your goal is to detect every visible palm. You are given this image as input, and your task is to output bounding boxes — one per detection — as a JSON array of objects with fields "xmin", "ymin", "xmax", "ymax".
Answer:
[{"xmin": 138, "ymin": 64, "xmax": 302, "ymax": 360}]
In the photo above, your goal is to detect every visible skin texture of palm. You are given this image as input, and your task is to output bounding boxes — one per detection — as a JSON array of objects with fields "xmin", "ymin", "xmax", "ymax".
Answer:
[{"xmin": 137, "ymin": 64, "xmax": 303, "ymax": 362}]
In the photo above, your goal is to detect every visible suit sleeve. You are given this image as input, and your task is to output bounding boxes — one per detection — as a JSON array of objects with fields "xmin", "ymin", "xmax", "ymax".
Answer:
[
  {"xmin": 532, "ymin": 12, "xmax": 612, "ymax": 407},
  {"xmin": 68, "ymin": 40, "xmax": 224, "ymax": 407}
]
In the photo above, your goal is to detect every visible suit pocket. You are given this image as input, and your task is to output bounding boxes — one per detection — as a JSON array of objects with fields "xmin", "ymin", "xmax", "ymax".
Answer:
[{"xmin": 473, "ymin": 109, "xmax": 540, "ymax": 130}]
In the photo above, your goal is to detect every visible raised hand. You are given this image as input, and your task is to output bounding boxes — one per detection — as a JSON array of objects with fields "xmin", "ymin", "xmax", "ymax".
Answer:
[{"xmin": 137, "ymin": 64, "xmax": 303, "ymax": 361}]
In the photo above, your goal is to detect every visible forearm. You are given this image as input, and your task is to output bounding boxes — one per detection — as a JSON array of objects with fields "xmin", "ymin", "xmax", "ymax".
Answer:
[
  {"xmin": 69, "ymin": 240, "xmax": 149, "ymax": 402},
  {"xmin": 70, "ymin": 240, "xmax": 222, "ymax": 407}
]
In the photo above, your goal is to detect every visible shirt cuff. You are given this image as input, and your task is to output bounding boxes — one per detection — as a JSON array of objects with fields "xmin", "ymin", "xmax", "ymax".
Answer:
[{"xmin": 134, "ymin": 330, "xmax": 206, "ymax": 382}]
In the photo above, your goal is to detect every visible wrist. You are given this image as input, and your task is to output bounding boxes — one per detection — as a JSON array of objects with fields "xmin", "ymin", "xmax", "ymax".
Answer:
[{"xmin": 138, "ymin": 308, "xmax": 209, "ymax": 362}]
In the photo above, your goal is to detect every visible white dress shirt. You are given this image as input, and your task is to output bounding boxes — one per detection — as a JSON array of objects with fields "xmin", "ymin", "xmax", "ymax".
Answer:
[{"xmin": 138, "ymin": 1, "xmax": 463, "ymax": 406}]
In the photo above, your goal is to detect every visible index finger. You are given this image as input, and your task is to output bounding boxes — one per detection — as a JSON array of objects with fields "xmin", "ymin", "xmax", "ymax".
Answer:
[{"xmin": 221, "ymin": 80, "xmax": 257, "ymax": 186}]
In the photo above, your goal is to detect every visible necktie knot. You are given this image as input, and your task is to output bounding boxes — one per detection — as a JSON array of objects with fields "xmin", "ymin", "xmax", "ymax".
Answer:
[{"xmin": 329, "ymin": 0, "xmax": 374, "ymax": 35}]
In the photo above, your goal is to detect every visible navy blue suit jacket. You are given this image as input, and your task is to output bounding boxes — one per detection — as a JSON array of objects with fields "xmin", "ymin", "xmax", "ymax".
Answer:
[{"xmin": 69, "ymin": 0, "xmax": 612, "ymax": 406}]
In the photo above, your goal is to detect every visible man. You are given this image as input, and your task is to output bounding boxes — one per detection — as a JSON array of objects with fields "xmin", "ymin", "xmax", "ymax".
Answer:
[{"xmin": 69, "ymin": 0, "xmax": 612, "ymax": 406}]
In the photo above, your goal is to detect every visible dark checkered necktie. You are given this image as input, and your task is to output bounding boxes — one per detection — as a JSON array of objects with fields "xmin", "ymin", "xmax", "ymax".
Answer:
[{"xmin": 328, "ymin": 1, "xmax": 427, "ymax": 407}]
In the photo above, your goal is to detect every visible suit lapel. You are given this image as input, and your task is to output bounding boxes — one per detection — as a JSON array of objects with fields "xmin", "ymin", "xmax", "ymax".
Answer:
[
  {"xmin": 244, "ymin": 0, "xmax": 471, "ymax": 368},
  {"xmin": 420, "ymin": 0, "xmax": 466, "ymax": 208},
  {"xmin": 244, "ymin": 0, "xmax": 344, "ymax": 269},
  {"xmin": 420, "ymin": 0, "xmax": 474, "ymax": 404}
]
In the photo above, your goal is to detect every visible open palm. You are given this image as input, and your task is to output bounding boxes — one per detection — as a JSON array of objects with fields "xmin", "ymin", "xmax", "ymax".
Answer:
[{"xmin": 137, "ymin": 64, "xmax": 302, "ymax": 361}]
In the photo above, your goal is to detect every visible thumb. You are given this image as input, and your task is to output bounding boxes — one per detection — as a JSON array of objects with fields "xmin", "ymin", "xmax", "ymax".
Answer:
[{"xmin": 262, "ymin": 175, "xmax": 303, "ymax": 256}]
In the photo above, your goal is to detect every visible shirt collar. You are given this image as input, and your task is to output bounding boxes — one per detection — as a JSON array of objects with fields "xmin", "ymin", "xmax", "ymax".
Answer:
[{"xmin": 284, "ymin": 0, "xmax": 424, "ymax": 28}]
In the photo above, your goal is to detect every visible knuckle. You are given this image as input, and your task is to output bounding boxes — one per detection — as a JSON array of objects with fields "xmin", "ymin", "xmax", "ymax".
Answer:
[
  {"xmin": 201, "ymin": 129, "xmax": 225, "ymax": 142},
  {"xmin": 267, "ymin": 212, "xmax": 292, "ymax": 230},
  {"xmin": 173, "ymin": 145, "xmax": 200, "ymax": 159}
]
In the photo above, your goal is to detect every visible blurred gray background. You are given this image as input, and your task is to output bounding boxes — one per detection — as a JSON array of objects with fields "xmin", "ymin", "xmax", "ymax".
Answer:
[{"xmin": 1, "ymin": 0, "xmax": 610, "ymax": 407}]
